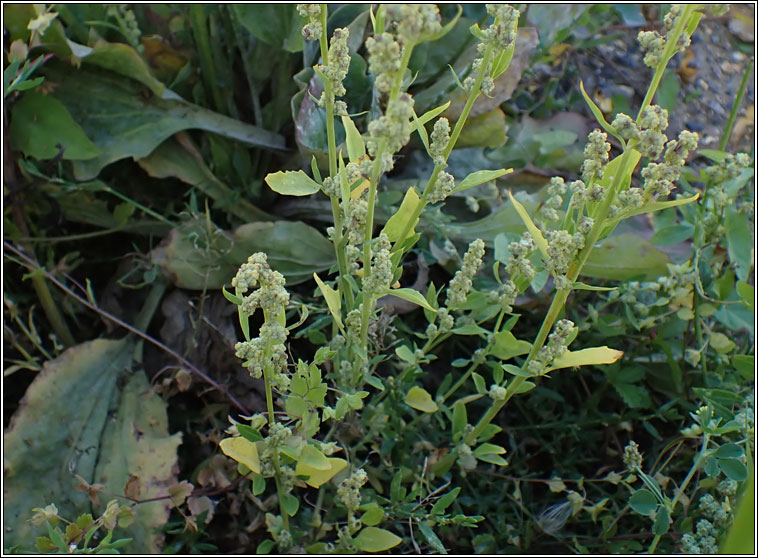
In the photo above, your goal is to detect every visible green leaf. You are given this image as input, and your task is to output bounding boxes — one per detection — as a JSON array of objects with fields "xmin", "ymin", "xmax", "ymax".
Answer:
[
  {"xmin": 718, "ymin": 458, "xmax": 748, "ymax": 481},
  {"xmin": 9, "ymin": 91, "xmax": 101, "ymax": 160},
  {"xmin": 281, "ymin": 493, "xmax": 300, "ymax": 516},
  {"xmin": 353, "ymin": 527, "xmax": 403, "ymax": 552},
  {"xmin": 583, "ymin": 234, "xmax": 671, "ymax": 281},
  {"xmin": 79, "ymin": 41, "xmax": 167, "ymax": 97},
  {"xmin": 395, "ymin": 345, "xmax": 416, "ymax": 363},
  {"xmin": 721, "ymin": 475, "xmax": 754, "ymax": 554},
  {"xmin": 725, "ymin": 205, "xmax": 753, "ymax": 282},
  {"xmin": 652, "ymin": 505, "xmax": 670, "ymax": 536},
  {"xmin": 313, "ymin": 273, "xmax": 343, "ymax": 330},
  {"xmin": 736, "ymin": 281, "xmax": 754, "ymax": 312},
  {"xmin": 253, "ymin": 474, "xmax": 266, "ymax": 496},
  {"xmin": 452, "ymin": 402, "xmax": 467, "ymax": 440},
  {"xmin": 572, "ymin": 282, "xmax": 618, "ymax": 292},
  {"xmin": 405, "ymin": 386, "xmax": 438, "ymax": 413},
  {"xmin": 417, "ymin": 521, "xmax": 447, "ymax": 554},
  {"xmin": 360, "ymin": 508, "xmax": 385, "ymax": 527},
  {"xmin": 257, "ymin": 540, "xmax": 276, "ymax": 554},
  {"xmin": 298, "ymin": 444, "xmax": 331, "ymax": 471},
  {"xmin": 231, "ymin": 4, "xmax": 304, "ymax": 52},
  {"xmin": 545, "ymin": 346, "xmax": 624, "ymax": 372},
  {"xmin": 265, "ymin": 170, "xmax": 321, "ymax": 196},
  {"xmin": 452, "ymin": 168, "xmax": 513, "ymax": 194},
  {"xmin": 579, "ymin": 80, "xmax": 622, "ymax": 142},
  {"xmin": 382, "ymin": 186, "xmax": 421, "ymax": 243},
  {"xmin": 513, "ymin": 381, "xmax": 537, "ymax": 394},
  {"xmin": 151, "ymin": 219, "xmax": 335, "ymax": 289},
  {"xmin": 732, "ymin": 355, "xmax": 755, "ymax": 380},
  {"xmin": 473, "ymin": 443, "xmax": 507, "ymax": 457},
  {"xmin": 614, "ymin": 193, "xmax": 700, "ymax": 222},
  {"xmin": 490, "ymin": 331, "xmax": 531, "ymax": 360},
  {"xmin": 416, "ymin": 101, "xmax": 451, "ymax": 127},
  {"xmin": 710, "ymin": 332, "xmax": 735, "ymax": 354},
  {"xmin": 714, "ymin": 443, "xmax": 744, "ymax": 459},
  {"xmin": 382, "ymin": 287, "xmax": 437, "ymax": 312},
  {"xmin": 649, "ymin": 223, "xmax": 694, "ymax": 246},
  {"xmin": 629, "ymin": 489, "xmax": 658, "ymax": 516},
  {"xmin": 508, "ymin": 190, "xmax": 548, "ymax": 259},
  {"xmin": 431, "ymin": 487, "xmax": 461, "ymax": 516},
  {"xmin": 472, "ymin": 372, "xmax": 486, "ymax": 394},
  {"xmin": 41, "ymin": 64, "xmax": 283, "ymax": 180},
  {"xmin": 503, "ymin": 364, "xmax": 531, "ymax": 377},
  {"xmin": 341, "ymin": 115, "xmax": 366, "ymax": 163}
]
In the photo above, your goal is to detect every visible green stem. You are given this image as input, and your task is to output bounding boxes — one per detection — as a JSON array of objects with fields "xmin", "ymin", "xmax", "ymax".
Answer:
[
  {"xmin": 190, "ymin": 5, "xmax": 226, "ymax": 114},
  {"xmin": 719, "ymin": 58, "xmax": 753, "ymax": 151},
  {"xmin": 262, "ymin": 347, "xmax": 290, "ymax": 532}
]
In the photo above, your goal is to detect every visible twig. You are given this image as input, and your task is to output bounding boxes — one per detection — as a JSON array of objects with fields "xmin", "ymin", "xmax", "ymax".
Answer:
[{"xmin": 4, "ymin": 240, "xmax": 250, "ymax": 414}]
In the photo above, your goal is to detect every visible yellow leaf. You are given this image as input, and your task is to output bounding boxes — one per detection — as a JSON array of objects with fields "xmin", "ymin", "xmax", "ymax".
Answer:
[
  {"xmin": 545, "ymin": 346, "xmax": 623, "ymax": 372},
  {"xmin": 313, "ymin": 273, "xmax": 343, "ymax": 330},
  {"xmin": 296, "ymin": 457, "xmax": 347, "ymax": 489},
  {"xmin": 219, "ymin": 437, "xmax": 261, "ymax": 475},
  {"xmin": 404, "ymin": 386, "xmax": 438, "ymax": 413}
]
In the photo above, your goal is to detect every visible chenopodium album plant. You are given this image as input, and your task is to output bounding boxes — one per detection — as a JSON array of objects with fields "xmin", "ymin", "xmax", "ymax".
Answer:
[{"xmin": 218, "ymin": 4, "xmax": 724, "ymax": 553}]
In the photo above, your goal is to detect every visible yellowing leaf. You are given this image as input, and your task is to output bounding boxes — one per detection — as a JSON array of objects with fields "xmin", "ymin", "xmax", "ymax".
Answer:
[
  {"xmin": 341, "ymin": 115, "xmax": 365, "ymax": 162},
  {"xmin": 382, "ymin": 187, "xmax": 421, "ymax": 243},
  {"xmin": 508, "ymin": 190, "xmax": 548, "ymax": 259},
  {"xmin": 545, "ymin": 346, "xmax": 624, "ymax": 372},
  {"xmin": 296, "ymin": 457, "xmax": 347, "ymax": 488},
  {"xmin": 405, "ymin": 386, "xmax": 438, "ymax": 413},
  {"xmin": 353, "ymin": 527, "xmax": 403, "ymax": 552},
  {"xmin": 265, "ymin": 170, "xmax": 321, "ymax": 196},
  {"xmin": 219, "ymin": 437, "xmax": 260, "ymax": 475},
  {"xmin": 299, "ymin": 444, "xmax": 331, "ymax": 471},
  {"xmin": 313, "ymin": 273, "xmax": 343, "ymax": 330},
  {"xmin": 351, "ymin": 178, "xmax": 370, "ymax": 200}
]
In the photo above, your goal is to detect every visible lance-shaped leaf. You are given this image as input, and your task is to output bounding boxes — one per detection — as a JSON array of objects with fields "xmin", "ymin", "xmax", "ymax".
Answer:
[
  {"xmin": 341, "ymin": 115, "xmax": 365, "ymax": 162},
  {"xmin": 580, "ymin": 80, "xmax": 622, "ymax": 143},
  {"xmin": 545, "ymin": 346, "xmax": 624, "ymax": 372},
  {"xmin": 508, "ymin": 190, "xmax": 548, "ymax": 259},
  {"xmin": 382, "ymin": 186, "xmax": 421, "ymax": 243},
  {"xmin": 380, "ymin": 287, "xmax": 436, "ymax": 312},
  {"xmin": 452, "ymin": 168, "xmax": 512, "ymax": 195},
  {"xmin": 313, "ymin": 273, "xmax": 343, "ymax": 330}
]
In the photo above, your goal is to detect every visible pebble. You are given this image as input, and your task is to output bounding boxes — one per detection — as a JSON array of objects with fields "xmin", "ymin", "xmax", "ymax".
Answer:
[
  {"xmin": 732, "ymin": 51, "xmax": 746, "ymax": 62},
  {"xmin": 686, "ymin": 120, "xmax": 705, "ymax": 132}
]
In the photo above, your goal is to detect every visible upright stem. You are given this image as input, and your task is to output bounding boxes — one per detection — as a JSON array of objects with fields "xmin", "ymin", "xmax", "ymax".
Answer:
[{"xmin": 719, "ymin": 58, "xmax": 753, "ymax": 151}]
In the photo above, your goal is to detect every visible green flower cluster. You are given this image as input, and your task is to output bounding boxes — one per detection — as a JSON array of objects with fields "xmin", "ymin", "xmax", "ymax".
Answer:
[
  {"xmin": 429, "ymin": 117, "xmax": 451, "ymax": 167},
  {"xmin": 488, "ymin": 384, "xmax": 507, "ymax": 401},
  {"xmin": 581, "ymin": 129, "xmax": 611, "ymax": 183},
  {"xmin": 366, "ymin": 32, "xmax": 402, "ymax": 94},
  {"xmin": 540, "ymin": 176, "xmax": 567, "ymax": 223},
  {"xmin": 384, "ymin": 4, "xmax": 442, "ymax": 46},
  {"xmin": 366, "ymin": 92, "xmax": 415, "ymax": 172},
  {"xmin": 425, "ymin": 307, "xmax": 455, "ymax": 338},
  {"xmin": 337, "ymin": 468, "xmax": 368, "ymax": 512},
  {"xmin": 638, "ymin": 4, "xmax": 690, "ymax": 68},
  {"xmin": 545, "ymin": 229, "xmax": 585, "ymax": 290},
  {"xmin": 622, "ymin": 440, "xmax": 643, "ymax": 470},
  {"xmin": 107, "ymin": 5, "xmax": 141, "ymax": 48},
  {"xmin": 232, "ymin": 254, "xmax": 291, "ymax": 388},
  {"xmin": 259, "ymin": 423, "xmax": 292, "ymax": 476},
  {"xmin": 297, "ymin": 4, "xmax": 322, "ymax": 41},
  {"xmin": 505, "ymin": 232, "xmax": 536, "ymax": 280},
  {"xmin": 446, "ymin": 239, "xmax": 485, "ymax": 307},
  {"xmin": 526, "ymin": 319, "xmax": 574, "ymax": 375},
  {"xmin": 363, "ymin": 233, "xmax": 392, "ymax": 295},
  {"xmin": 428, "ymin": 170, "xmax": 456, "ymax": 203},
  {"xmin": 569, "ymin": 178, "xmax": 605, "ymax": 208},
  {"xmin": 642, "ymin": 130, "xmax": 699, "ymax": 199},
  {"xmin": 464, "ymin": 4, "xmax": 520, "ymax": 94},
  {"xmin": 318, "ymin": 28, "xmax": 351, "ymax": 115},
  {"xmin": 490, "ymin": 279, "xmax": 518, "ymax": 314}
]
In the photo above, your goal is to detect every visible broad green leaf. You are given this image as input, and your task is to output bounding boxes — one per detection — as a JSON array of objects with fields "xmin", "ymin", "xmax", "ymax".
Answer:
[
  {"xmin": 713, "ymin": 443, "xmax": 744, "ymax": 459},
  {"xmin": 579, "ymin": 80, "xmax": 622, "ymax": 143},
  {"xmin": 513, "ymin": 381, "xmax": 537, "ymax": 394},
  {"xmin": 472, "ymin": 372, "xmax": 487, "ymax": 394},
  {"xmin": 137, "ymin": 138, "xmax": 272, "ymax": 223},
  {"xmin": 725, "ymin": 204, "xmax": 755, "ymax": 281},
  {"xmin": 313, "ymin": 274, "xmax": 343, "ymax": 329},
  {"xmin": 295, "ymin": 457, "xmax": 347, "ymax": 489},
  {"xmin": 718, "ymin": 458, "xmax": 748, "ymax": 481},
  {"xmin": 405, "ymin": 386, "xmax": 438, "ymax": 413},
  {"xmin": 508, "ymin": 190, "xmax": 548, "ymax": 259},
  {"xmin": 548, "ymin": 478, "xmax": 567, "ymax": 493},
  {"xmin": 721, "ymin": 475, "xmax": 754, "ymax": 554},
  {"xmin": 265, "ymin": 170, "xmax": 321, "ymax": 196},
  {"xmin": 219, "ymin": 437, "xmax": 261, "ymax": 475},
  {"xmin": 629, "ymin": 489, "xmax": 657, "ymax": 515},
  {"xmin": 736, "ymin": 281, "xmax": 754, "ymax": 312},
  {"xmin": 383, "ymin": 187, "xmax": 421, "ymax": 243},
  {"xmin": 341, "ymin": 115, "xmax": 366, "ymax": 162},
  {"xmin": 490, "ymin": 331, "xmax": 531, "ymax": 360},
  {"xmin": 710, "ymin": 332, "xmax": 735, "ymax": 354},
  {"xmin": 583, "ymin": 234, "xmax": 670, "ymax": 281},
  {"xmin": 3, "ymin": 339, "xmax": 131, "ymax": 550},
  {"xmin": 360, "ymin": 508, "xmax": 385, "ymax": 527},
  {"xmin": 9, "ymin": 91, "xmax": 101, "ymax": 160},
  {"xmin": 80, "ymin": 41, "xmax": 167, "ymax": 97},
  {"xmin": 452, "ymin": 168, "xmax": 512, "ymax": 194},
  {"xmin": 395, "ymin": 345, "xmax": 416, "ymax": 363},
  {"xmin": 456, "ymin": 108, "xmax": 508, "ymax": 149},
  {"xmin": 253, "ymin": 474, "xmax": 266, "ymax": 496},
  {"xmin": 649, "ymin": 223, "xmax": 694, "ymax": 246},
  {"xmin": 230, "ymin": 4, "xmax": 304, "ymax": 52},
  {"xmin": 652, "ymin": 505, "xmax": 671, "ymax": 536},
  {"xmin": 94, "ymin": 369, "xmax": 182, "ymax": 552},
  {"xmin": 40, "ymin": 64, "xmax": 284, "ymax": 180},
  {"xmin": 298, "ymin": 444, "xmax": 331, "ymax": 471},
  {"xmin": 732, "ymin": 355, "xmax": 755, "ymax": 380},
  {"xmin": 545, "ymin": 346, "xmax": 624, "ymax": 372},
  {"xmin": 353, "ymin": 527, "xmax": 403, "ymax": 552},
  {"xmin": 281, "ymin": 493, "xmax": 299, "ymax": 516},
  {"xmin": 151, "ymin": 219, "xmax": 335, "ymax": 288},
  {"xmin": 382, "ymin": 287, "xmax": 437, "ymax": 312}
]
